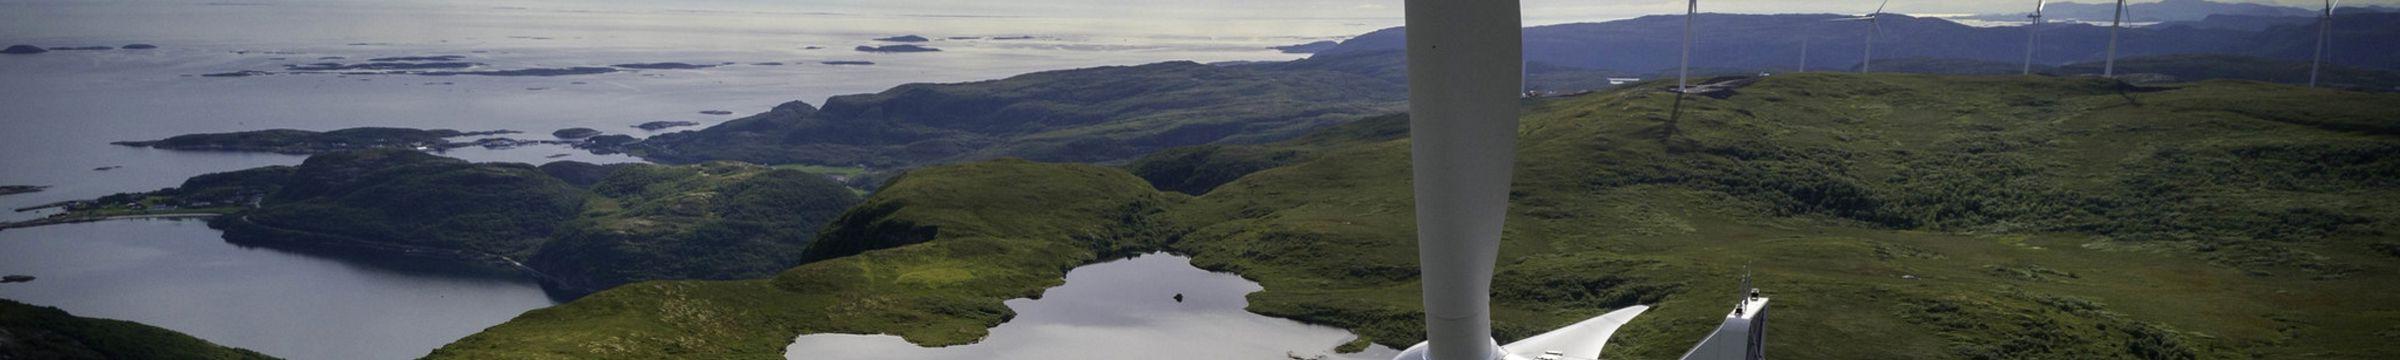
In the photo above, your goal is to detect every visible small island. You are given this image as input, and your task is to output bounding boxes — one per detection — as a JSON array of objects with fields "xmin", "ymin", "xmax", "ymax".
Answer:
[
  {"xmin": 0, "ymin": 185, "xmax": 46, "ymax": 197},
  {"xmin": 874, "ymin": 35, "xmax": 931, "ymax": 42},
  {"xmin": 613, "ymin": 62, "xmax": 717, "ymax": 70},
  {"xmin": 113, "ymin": 127, "xmax": 519, "ymax": 154},
  {"xmin": 1272, "ymin": 40, "xmax": 1340, "ymax": 54},
  {"xmin": 122, "ymin": 44, "xmax": 159, "ymax": 49},
  {"xmin": 369, "ymin": 55, "xmax": 466, "ymax": 62},
  {"xmin": 635, "ymin": 121, "xmax": 700, "ymax": 131},
  {"xmin": 2, "ymin": 45, "xmax": 46, "ymax": 54},
  {"xmin": 200, "ymin": 70, "xmax": 273, "ymax": 77},
  {"xmin": 1, "ymin": 275, "xmax": 33, "ymax": 283},
  {"xmin": 423, "ymin": 67, "xmax": 618, "ymax": 77},
  {"xmin": 552, "ymin": 128, "xmax": 602, "ymax": 139},
  {"xmin": 820, "ymin": 60, "xmax": 876, "ymax": 66},
  {"xmin": 855, "ymin": 45, "xmax": 940, "ymax": 53},
  {"xmin": 286, "ymin": 62, "xmax": 477, "ymax": 71},
  {"xmin": 699, "ymin": 110, "xmax": 735, "ymax": 115}
]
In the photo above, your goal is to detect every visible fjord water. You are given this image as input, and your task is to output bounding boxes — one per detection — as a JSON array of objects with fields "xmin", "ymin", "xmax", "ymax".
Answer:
[
  {"xmin": 785, "ymin": 254, "xmax": 1401, "ymax": 360},
  {"xmin": 0, "ymin": 0, "xmax": 1370, "ymax": 219},
  {"xmin": 0, "ymin": 1, "xmax": 1381, "ymax": 358},
  {"xmin": 0, "ymin": 220, "xmax": 558, "ymax": 360}
]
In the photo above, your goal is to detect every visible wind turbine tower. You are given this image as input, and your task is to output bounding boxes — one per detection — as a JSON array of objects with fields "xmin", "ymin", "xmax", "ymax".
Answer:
[
  {"xmin": 2022, "ymin": 0, "xmax": 2045, "ymax": 75},
  {"xmin": 2310, "ymin": 0, "xmax": 2338, "ymax": 88},
  {"xmin": 1831, "ymin": 0, "xmax": 1891, "ymax": 73},
  {"xmin": 1680, "ymin": 0, "xmax": 1697, "ymax": 93},
  {"xmin": 1391, "ymin": 1, "xmax": 1768, "ymax": 359},
  {"xmin": 2103, "ymin": 0, "xmax": 2126, "ymax": 77}
]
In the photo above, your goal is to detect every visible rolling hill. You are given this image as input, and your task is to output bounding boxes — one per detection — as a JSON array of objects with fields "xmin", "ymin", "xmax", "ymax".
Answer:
[
  {"xmin": 433, "ymin": 74, "xmax": 2400, "ymax": 359},
  {"xmin": 88, "ymin": 150, "xmax": 863, "ymax": 297},
  {"xmin": 629, "ymin": 61, "xmax": 1405, "ymax": 168},
  {"xmin": 0, "ymin": 300, "xmax": 278, "ymax": 359}
]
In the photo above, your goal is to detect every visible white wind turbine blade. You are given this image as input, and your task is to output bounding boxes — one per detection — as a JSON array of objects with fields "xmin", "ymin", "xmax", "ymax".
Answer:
[
  {"xmin": 1874, "ymin": 0, "xmax": 1890, "ymax": 15},
  {"xmin": 1500, "ymin": 305, "xmax": 1652, "ymax": 360}
]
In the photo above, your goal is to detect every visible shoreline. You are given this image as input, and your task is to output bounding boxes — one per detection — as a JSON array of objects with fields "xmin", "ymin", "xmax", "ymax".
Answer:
[
  {"xmin": 211, "ymin": 215, "xmax": 572, "ymax": 294},
  {"xmin": 0, "ymin": 213, "xmax": 222, "ymax": 232}
]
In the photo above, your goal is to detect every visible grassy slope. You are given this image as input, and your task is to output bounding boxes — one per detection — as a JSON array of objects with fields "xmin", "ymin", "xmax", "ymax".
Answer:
[
  {"xmin": 231, "ymin": 150, "xmax": 587, "ymax": 257},
  {"xmin": 1169, "ymin": 73, "xmax": 2400, "ymax": 359},
  {"xmin": 1127, "ymin": 112, "xmax": 1411, "ymax": 195},
  {"xmin": 441, "ymin": 74, "xmax": 2400, "ymax": 359},
  {"xmin": 0, "ymin": 300, "xmax": 279, "ymax": 360},
  {"xmin": 429, "ymin": 160, "xmax": 1179, "ymax": 359},
  {"xmin": 527, "ymin": 162, "xmax": 866, "ymax": 293},
  {"xmin": 157, "ymin": 150, "xmax": 866, "ymax": 295}
]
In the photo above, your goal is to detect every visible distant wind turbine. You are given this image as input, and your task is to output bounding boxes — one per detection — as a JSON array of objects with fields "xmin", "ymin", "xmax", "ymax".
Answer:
[
  {"xmin": 2022, "ymin": 0, "xmax": 2045, "ymax": 75},
  {"xmin": 1799, "ymin": 37, "xmax": 1810, "ymax": 73},
  {"xmin": 2310, "ymin": 0, "xmax": 2339, "ymax": 88},
  {"xmin": 1680, "ymin": 0, "xmax": 1697, "ymax": 93},
  {"xmin": 1829, "ymin": 0, "xmax": 1892, "ymax": 73},
  {"xmin": 2103, "ymin": 0, "xmax": 2125, "ymax": 77}
]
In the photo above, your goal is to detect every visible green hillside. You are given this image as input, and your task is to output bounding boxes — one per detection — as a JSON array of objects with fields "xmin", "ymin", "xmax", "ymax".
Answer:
[
  {"xmin": 0, "ymin": 300, "xmax": 279, "ymax": 359},
  {"xmin": 438, "ymin": 74, "xmax": 2400, "ymax": 359},
  {"xmin": 66, "ymin": 150, "xmax": 864, "ymax": 296},
  {"xmin": 1167, "ymin": 74, "xmax": 2400, "ymax": 359},
  {"xmin": 226, "ymin": 150, "xmax": 586, "ymax": 257},
  {"xmin": 630, "ymin": 61, "xmax": 1404, "ymax": 167},
  {"xmin": 429, "ymin": 160, "xmax": 1179, "ymax": 359},
  {"xmin": 529, "ymin": 162, "xmax": 864, "ymax": 294}
]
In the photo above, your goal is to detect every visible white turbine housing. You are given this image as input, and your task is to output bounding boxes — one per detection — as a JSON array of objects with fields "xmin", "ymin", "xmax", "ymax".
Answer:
[{"xmin": 1678, "ymin": 297, "xmax": 1770, "ymax": 360}]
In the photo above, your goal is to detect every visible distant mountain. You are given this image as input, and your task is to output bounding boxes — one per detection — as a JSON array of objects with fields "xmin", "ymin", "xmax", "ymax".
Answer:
[
  {"xmin": 1309, "ymin": 12, "xmax": 2400, "ymax": 77},
  {"xmin": 630, "ymin": 61, "xmax": 1404, "ymax": 168},
  {"xmin": 609, "ymin": 11, "xmax": 2400, "ymax": 177},
  {"xmin": 1964, "ymin": 0, "xmax": 2316, "ymax": 23},
  {"xmin": 1868, "ymin": 54, "xmax": 2400, "ymax": 91},
  {"xmin": 2153, "ymin": 14, "xmax": 2317, "ymax": 32}
]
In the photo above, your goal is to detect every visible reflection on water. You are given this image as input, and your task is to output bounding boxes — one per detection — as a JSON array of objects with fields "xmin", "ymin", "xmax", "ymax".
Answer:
[
  {"xmin": 785, "ymin": 253, "xmax": 1400, "ymax": 360},
  {"xmin": 0, "ymin": 220, "xmax": 558, "ymax": 360}
]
